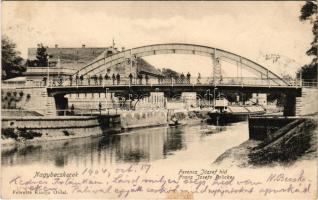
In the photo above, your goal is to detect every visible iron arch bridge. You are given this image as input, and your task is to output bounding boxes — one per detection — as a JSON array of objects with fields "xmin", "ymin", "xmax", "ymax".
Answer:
[{"xmin": 74, "ymin": 43, "xmax": 289, "ymax": 86}]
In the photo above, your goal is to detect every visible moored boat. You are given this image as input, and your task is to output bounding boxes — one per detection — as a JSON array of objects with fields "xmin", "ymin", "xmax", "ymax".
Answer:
[
  {"xmin": 208, "ymin": 98, "xmax": 265, "ymax": 125},
  {"xmin": 168, "ymin": 121, "xmax": 187, "ymax": 127}
]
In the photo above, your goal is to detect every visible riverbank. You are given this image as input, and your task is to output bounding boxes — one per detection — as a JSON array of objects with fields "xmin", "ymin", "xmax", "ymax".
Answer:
[
  {"xmin": 1, "ymin": 114, "xmax": 116, "ymax": 148},
  {"xmin": 1, "ymin": 125, "xmax": 105, "ymax": 150},
  {"xmin": 1, "ymin": 109, "xmax": 211, "ymax": 147},
  {"xmin": 214, "ymin": 117, "xmax": 317, "ymax": 167}
]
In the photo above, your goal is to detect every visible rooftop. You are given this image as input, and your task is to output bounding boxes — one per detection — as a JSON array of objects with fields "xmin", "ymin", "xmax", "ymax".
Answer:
[
  {"xmin": 28, "ymin": 46, "xmax": 119, "ymax": 70},
  {"xmin": 27, "ymin": 45, "xmax": 162, "ymax": 76}
]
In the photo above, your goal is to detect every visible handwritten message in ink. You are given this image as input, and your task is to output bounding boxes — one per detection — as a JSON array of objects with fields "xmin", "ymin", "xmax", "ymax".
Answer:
[{"xmin": 7, "ymin": 164, "xmax": 313, "ymax": 199}]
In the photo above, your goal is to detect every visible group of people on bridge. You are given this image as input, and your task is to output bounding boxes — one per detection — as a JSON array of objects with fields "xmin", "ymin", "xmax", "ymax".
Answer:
[{"xmin": 42, "ymin": 72, "xmax": 203, "ymax": 86}]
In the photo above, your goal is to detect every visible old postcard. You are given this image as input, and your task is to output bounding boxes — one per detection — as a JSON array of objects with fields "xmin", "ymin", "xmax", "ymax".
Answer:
[{"xmin": 1, "ymin": 1, "xmax": 317, "ymax": 199}]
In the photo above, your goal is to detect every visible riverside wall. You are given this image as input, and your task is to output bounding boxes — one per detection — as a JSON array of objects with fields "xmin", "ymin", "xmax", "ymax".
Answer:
[
  {"xmin": 2, "ymin": 116, "xmax": 103, "ymax": 136},
  {"xmin": 1, "ymin": 116, "xmax": 104, "ymax": 146},
  {"xmin": 2, "ymin": 87, "xmax": 56, "ymax": 116},
  {"xmin": 1, "ymin": 110, "xmax": 169, "ymax": 145},
  {"xmin": 2, "ymin": 116, "xmax": 101, "ymax": 129}
]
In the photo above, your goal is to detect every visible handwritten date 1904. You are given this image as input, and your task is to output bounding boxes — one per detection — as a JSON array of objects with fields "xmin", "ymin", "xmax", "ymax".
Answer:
[{"xmin": 81, "ymin": 164, "xmax": 151, "ymax": 176}]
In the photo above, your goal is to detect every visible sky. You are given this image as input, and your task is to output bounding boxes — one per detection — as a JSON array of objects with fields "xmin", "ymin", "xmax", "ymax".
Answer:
[{"xmin": 1, "ymin": 1, "xmax": 313, "ymax": 77}]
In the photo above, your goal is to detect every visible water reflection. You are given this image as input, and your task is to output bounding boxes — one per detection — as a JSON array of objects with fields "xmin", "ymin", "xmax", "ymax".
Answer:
[
  {"xmin": 1, "ymin": 122, "xmax": 247, "ymax": 168},
  {"xmin": 163, "ymin": 127, "xmax": 185, "ymax": 157},
  {"xmin": 1, "ymin": 125, "xmax": 185, "ymax": 167}
]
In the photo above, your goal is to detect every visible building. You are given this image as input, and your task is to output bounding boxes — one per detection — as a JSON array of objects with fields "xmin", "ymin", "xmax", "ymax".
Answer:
[
  {"xmin": 25, "ymin": 45, "xmax": 162, "ymax": 83},
  {"xmin": 248, "ymin": 93, "xmax": 267, "ymax": 106},
  {"xmin": 134, "ymin": 92, "xmax": 165, "ymax": 109},
  {"xmin": 181, "ymin": 92, "xmax": 197, "ymax": 109},
  {"xmin": 27, "ymin": 44, "xmax": 118, "ymax": 69}
]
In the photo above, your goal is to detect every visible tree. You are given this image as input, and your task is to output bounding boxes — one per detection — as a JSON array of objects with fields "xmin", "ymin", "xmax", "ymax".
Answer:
[
  {"xmin": 298, "ymin": 0, "xmax": 317, "ymax": 81},
  {"xmin": 161, "ymin": 68, "xmax": 180, "ymax": 78},
  {"xmin": 36, "ymin": 43, "xmax": 48, "ymax": 67},
  {"xmin": 1, "ymin": 36, "xmax": 25, "ymax": 80}
]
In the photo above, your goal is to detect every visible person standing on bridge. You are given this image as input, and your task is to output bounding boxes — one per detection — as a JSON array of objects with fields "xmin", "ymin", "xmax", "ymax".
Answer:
[
  {"xmin": 69, "ymin": 75, "xmax": 72, "ymax": 86},
  {"xmin": 219, "ymin": 75, "xmax": 223, "ymax": 84},
  {"xmin": 186, "ymin": 72, "xmax": 191, "ymax": 84},
  {"xmin": 87, "ymin": 75, "xmax": 91, "ymax": 86},
  {"xmin": 98, "ymin": 102, "xmax": 102, "ymax": 115},
  {"xmin": 93, "ymin": 74, "xmax": 98, "ymax": 85},
  {"xmin": 138, "ymin": 74, "xmax": 143, "ymax": 84},
  {"xmin": 145, "ymin": 74, "xmax": 149, "ymax": 85},
  {"xmin": 112, "ymin": 73, "xmax": 116, "ymax": 85},
  {"xmin": 129, "ymin": 73, "xmax": 133, "ymax": 85},
  {"xmin": 180, "ymin": 73, "xmax": 185, "ymax": 84},
  {"xmin": 116, "ymin": 73, "xmax": 120, "ymax": 85},
  {"xmin": 79, "ymin": 75, "xmax": 84, "ymax": 85},
  {"xmin": 99, "ymin": 74, "xmax": 103, "ymax": 85},
  {"xmin": 157, "ymin": 75, "xmax": 161, "ymax": 84},
  {"xmin": 59, "ymin": 75, "xmax": 63, "ymax": 86},
  {"xmin": 42, "ymin": 76, "xmax": 47, "ymax": 86},
  {"xmin": 105, "ymin": 73, "xmax": 110, "ymax": 84},
  {"xmin": 75, "ymin": 74, "xmax": 79, "ymax": 85},
  {"xmin": 197, "ymin": 73, "xmax": 201, "ymax": 84},
  {"xmin": 70, "ymin": 104, "xmax": 75, "ymax": 115}
]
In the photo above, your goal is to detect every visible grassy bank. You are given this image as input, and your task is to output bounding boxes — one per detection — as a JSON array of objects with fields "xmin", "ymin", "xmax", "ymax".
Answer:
[{"xmin": 214, "ymin": 118, "xmax": 317, "ymax": 167}]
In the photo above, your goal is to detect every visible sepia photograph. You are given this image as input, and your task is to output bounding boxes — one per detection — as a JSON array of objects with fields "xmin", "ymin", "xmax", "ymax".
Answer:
[{"xmin": 1, "ymin": 1, "xmax": 317, "ymax": 199}]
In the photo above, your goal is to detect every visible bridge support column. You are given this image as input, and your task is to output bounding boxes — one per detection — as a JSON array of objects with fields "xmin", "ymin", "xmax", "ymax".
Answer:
[
  {"xmin": 295, "ymin": 88, "xmax": 318, "ymax": 116},
  {"xmin": 283, "ymin": 94, "xmax": 296, "ymax": 116},
  {"xmin": 212, "ymin": 51, "xmax": 221, "ymax": 84},
  {"xmin": 54, "ymin": 95, "xmax": 69, "ymax": 116}
]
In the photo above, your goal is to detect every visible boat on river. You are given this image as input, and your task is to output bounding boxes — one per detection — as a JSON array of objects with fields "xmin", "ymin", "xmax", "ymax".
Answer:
[
  {"xmin": 208, "ymin": 98, "xmax": 265, "ymax": 125},
  {"xmin": 168, "ymin": 121, "xmax": 187, "ymax": 127}
]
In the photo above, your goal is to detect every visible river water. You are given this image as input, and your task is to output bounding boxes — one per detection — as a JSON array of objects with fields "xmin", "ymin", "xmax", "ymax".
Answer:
[
  {"xmin": 2, "ymin": 122, "xmax": 317, "ymax": 200},
  {"xmin": 1, "ymin": 121, "xmax": 248, "ymax": 169}
]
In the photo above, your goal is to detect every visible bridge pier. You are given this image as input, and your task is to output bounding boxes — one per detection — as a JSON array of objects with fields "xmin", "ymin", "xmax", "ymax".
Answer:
[
  {"xmin": 283, "ymin": 94, "xmax": 296, "ymax": 116},
  {"xmin": 54, "ymin": 94, "xmax": 69, "ymax": 116},
  {"xmin": 295, "ymin": 88, "xmax": 318, "ymax": 116}
]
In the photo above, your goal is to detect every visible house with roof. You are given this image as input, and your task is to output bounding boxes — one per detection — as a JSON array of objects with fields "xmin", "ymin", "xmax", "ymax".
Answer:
[{"xmin": 24, "ymin": 44, "xmax": 162, "ymax": 85}]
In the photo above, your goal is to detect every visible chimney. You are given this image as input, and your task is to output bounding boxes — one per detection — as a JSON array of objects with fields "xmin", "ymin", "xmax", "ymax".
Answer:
[
  {"xmin": 82, "ymin": 44, "xmax": 86, "ymax": 48},
  {"xmin": 55, "ymin": 44, "xmax": 58, "ymax": 48},
  {"xmin": 122, "ymin": 47, "xmax": 125, "ymax": 51}
]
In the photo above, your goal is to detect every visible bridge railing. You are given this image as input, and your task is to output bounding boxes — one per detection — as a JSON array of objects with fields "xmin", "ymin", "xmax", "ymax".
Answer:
[
  {"xmin": 2, "ymin": 82, "xmax": 25, "ymax": 89},
  {"xmin": 2, "ymin": 80, "xmax": 44, "ymax": 89},
  {"xmin": 46, "ymin": 76, "xmax": 297, "ymax": 87},
  {"xmin": 301, "ymin": 81, "xmax": 318, "ymax": 88},
  {"xmin": 1, "ymin": 108, "xmax": 125, "ymax": 117},
  {"xmin": 57, "ymin": 108, "xmax": 121, "ymax": 116}
]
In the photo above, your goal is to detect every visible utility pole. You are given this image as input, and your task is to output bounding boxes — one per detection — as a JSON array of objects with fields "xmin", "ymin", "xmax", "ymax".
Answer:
[
  {"xmin": 105, "ymin": 88, "xmax": 109, "ymax": 113},
  {"xmin": 46, "ymin": 55, "xmax": 50, "ymax": 87},
  {"xmin": 130, "ymin": 49, "xmax": 133, "ymax": 75},
  {"xmin": 213, "ymin": 88, "xmax": 217, "ymax": 109}
]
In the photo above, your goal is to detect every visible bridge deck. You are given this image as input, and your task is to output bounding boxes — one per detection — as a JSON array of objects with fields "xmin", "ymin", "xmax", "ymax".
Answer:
[{"xmin": 46, "ymin": 83, "xmax": 302, "ymax": 97}]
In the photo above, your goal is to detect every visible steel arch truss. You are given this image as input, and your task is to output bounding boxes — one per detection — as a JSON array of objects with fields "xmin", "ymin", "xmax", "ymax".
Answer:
[{"xmin": 75, "ymin": 43, "xmax": 289, "ymax": 86}]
